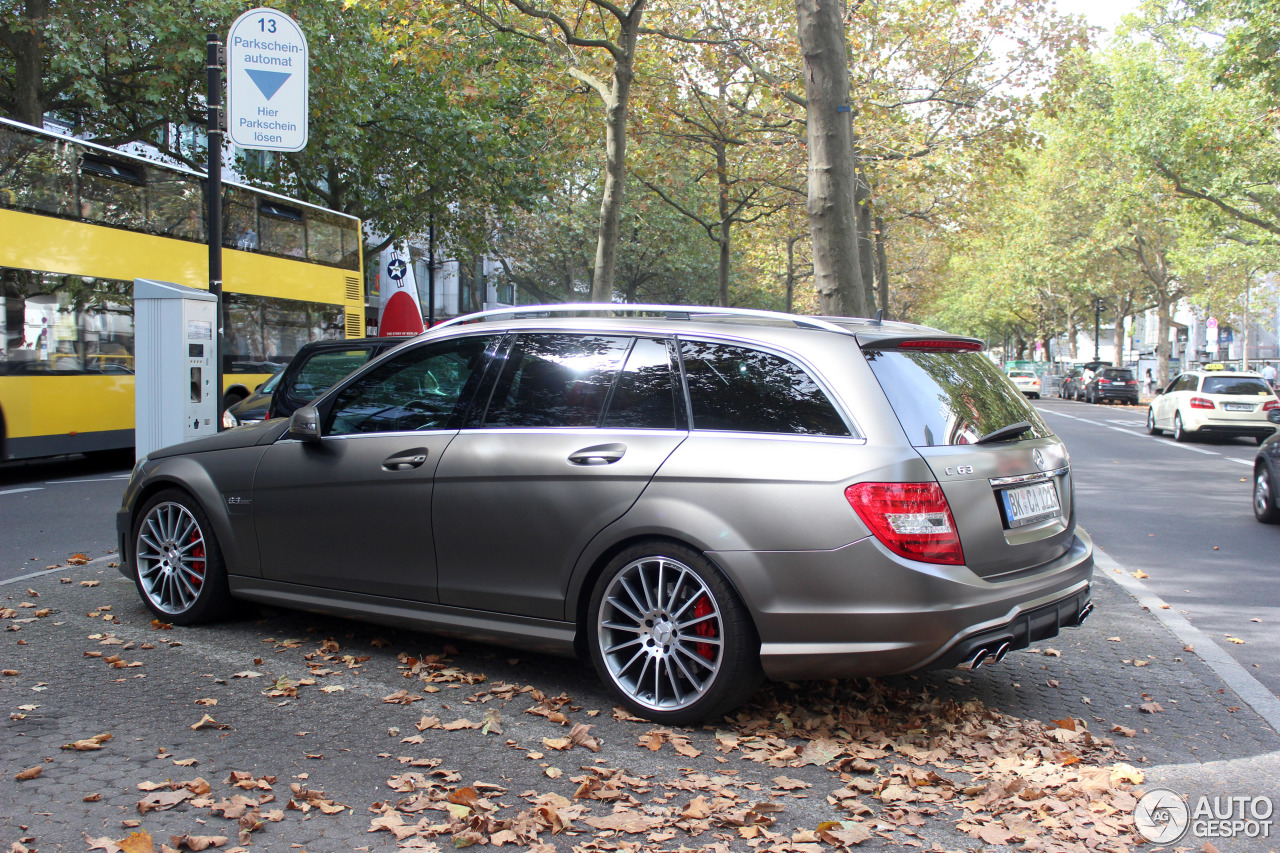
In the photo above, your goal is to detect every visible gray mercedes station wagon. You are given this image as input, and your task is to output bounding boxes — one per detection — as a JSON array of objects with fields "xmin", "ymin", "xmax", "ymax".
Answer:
[{"xmin": 117, "ymin": 305, "xmax": 1093, "ymax": 724}]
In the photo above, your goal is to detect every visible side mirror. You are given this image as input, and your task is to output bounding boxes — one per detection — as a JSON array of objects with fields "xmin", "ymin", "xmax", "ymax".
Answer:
[
  {"xmin": 288, "ymin": 405, "xmax": 322, "ymax": 442},
  {"xmin": 1153, "ymin": 388, "xmax": 1162, "ymax": 396}
]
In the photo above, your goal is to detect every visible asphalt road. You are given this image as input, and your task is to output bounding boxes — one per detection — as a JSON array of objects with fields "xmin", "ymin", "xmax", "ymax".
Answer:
[
  {"xmin": 2, "ymin": 401, "xmax": 1276, "ymax": 695},
  {"xmin": 1036, "ymin": 396, "xmax": 1280, "ymax": 694}
]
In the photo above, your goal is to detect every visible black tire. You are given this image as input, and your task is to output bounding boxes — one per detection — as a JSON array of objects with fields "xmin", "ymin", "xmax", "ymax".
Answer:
[
  {"xmin": 1173, "ymin": 412, "xmax": 1191, "ymax": 443},
  {"xmin": 1256, "ymin": 464, "xmax": 1280, "ymax": 524},
  {"xmin": 1146, "ymin": 408, "xmax": 1161, "ymax": 436},
  {"xmin": 587, "ymin": 540, "xmax": 763, "ymax": 725},
  {"xmin": 131, "ymin": 488, "xmax": 233, "ymax": 624}
]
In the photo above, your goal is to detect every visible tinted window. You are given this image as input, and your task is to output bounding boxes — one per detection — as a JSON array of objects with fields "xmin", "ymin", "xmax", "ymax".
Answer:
[
  {"xmin": 1203, "ymin": 376, "xmax": 1274, "ymax": 395},
  {"xmin": 327, "ymin": 336, "xmax": 495, "ymax": 435},
  {"xmin": 1101, "ymin": 369, "xmax": 1133, "ymax": 380},
  {"xmin": 681, "ymin": 341, "xmax": 849, "ymax": 436},
  {"xmin": 484, "ymin": 334, "xmax": 630, "ymax": 428},
  {"xmin": 864, "ymin": 350, "xmax": 1052, "ymax": 447},
  {"xmin": 294, "ymin": 350, "xmax": 380, "ymax": 399},
  {"xmin": 603, "ymin": 338, "xmax": 679, "ymax": 430}
]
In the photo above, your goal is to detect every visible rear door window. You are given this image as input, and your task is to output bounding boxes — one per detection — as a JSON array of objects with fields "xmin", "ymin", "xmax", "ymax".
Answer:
[
  {"xmin": 602, "ymin": 338, "xmax": 681, "ymax": 430},
  {"xmin": 864, "ymin": 349, "xmax": 1052, "ymax": 446},
  {"xmin": 482, "ymin": 334, "xmax": 631, "ymax": 428},
  {"xmin": 680, "ymin": 341, "xmax": 850, "ymax": 436}
]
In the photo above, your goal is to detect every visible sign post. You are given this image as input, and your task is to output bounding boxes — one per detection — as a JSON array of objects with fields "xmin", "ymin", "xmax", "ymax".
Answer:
[
  {"xmin": 206, "ymin": 34, "xmax": 226, "ymax": 428},
  {"xmin": 226, "ymin": 8, "xmax": 309, "ymax": 152}
]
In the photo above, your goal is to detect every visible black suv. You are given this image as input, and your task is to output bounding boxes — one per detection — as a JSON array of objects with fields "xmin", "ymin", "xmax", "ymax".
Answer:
[{"xmin": 1086, "ymin": 367, "xmax": 1139, "ymax": 405}]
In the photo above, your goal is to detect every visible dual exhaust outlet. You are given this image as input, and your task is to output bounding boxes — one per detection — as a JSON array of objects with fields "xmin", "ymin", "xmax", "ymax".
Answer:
[{"xmin": 959, "ymin": 601, "xmax": 1094, "ymax": 671}]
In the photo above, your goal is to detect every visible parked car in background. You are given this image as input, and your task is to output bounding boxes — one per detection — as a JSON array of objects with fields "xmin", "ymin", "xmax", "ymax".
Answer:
[
  {"xmin": 117, "ymin": 305, "xmax": 1093, "ymax": 725},
  {"xmin": 1254, "ymin": 409, "xmax": 1280, "ymax": 523},
  {"xmin": 1059, "ymin": 369, "xmax": 1084, "ymax": 400},
  {"xmin": 1007, "ymin": 369, "xmax": 1042, "ymax": 399},
  {"xmin": 1085, "ymin": 367, "xmax": 1140, "ymax": 405},
  {"xmin": 222, "ymin": 367, "xmax": 285, "ymax": 428},
  {"xmin": 1147, "ymin": 368, "xmax": 1280, "ymax": 444}
]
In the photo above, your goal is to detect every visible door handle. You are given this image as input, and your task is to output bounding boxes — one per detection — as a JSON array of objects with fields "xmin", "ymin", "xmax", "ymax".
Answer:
[
  {"xmin": 383, "ymin": 447, "xmax": 428, "ymax": 471},
  {"xmin": 568, "ymin": 443, "xmax": 627, "ymax": 465}
]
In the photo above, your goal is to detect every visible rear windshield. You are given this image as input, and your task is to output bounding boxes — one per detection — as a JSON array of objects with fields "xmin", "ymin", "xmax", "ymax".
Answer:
[
  {"xmin": 1102, "ymin": 369, "xmax": 1134, "ymax": 380},
  {"xmin": 864, "ymin": 350, "xmax": 1052, "ymax": 447},
  {"xmin": 1202, "ymin": 376, "xmax": 1274, "ymax": 395}
]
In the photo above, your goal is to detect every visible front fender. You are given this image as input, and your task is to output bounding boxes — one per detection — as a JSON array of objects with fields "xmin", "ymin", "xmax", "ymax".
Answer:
[{"xmin": 132, "ymin": 447, "xmax": 268, "ymax": 578}]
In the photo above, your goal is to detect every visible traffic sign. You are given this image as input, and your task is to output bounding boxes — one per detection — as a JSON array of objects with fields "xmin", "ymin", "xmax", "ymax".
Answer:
[{"xmin": 226, "ymin": 8, "xmax": 308, "ymax": 152}]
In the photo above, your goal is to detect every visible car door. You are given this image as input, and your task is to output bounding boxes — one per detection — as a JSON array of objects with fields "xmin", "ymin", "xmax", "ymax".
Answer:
[
  {"xmin": 433, "ymin": 334, "xmax": 687, "ymax": 620},
  {"xmin": 252, "ymin": 334, "xmax": 497, "ymax": 601},
  {"xmin": 1155, "ymin": 375, "xmax": 1188, "ymax": 427}
]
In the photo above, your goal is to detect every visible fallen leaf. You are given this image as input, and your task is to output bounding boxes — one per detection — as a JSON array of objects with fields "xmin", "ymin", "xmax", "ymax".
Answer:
[
  {"xmin": 116, "ymin": 832, "xmax": 155, "ymax": 853},
  {"xmin": 190, "ymin": 714, "xmax": 230, "ymax": 731},
  {"xmin": 15, "ymin": 765, "xmax": 42, "ymax": 781},
  {"xmin": 1130, "ymin": 569, "xmax": 1148, "ymax": 579},
  {"xmin": 63, "ymin": 732, "xmax": 113, "ymax": 751}
]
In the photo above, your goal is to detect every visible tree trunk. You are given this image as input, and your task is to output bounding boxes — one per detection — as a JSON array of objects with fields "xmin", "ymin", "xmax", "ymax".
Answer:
[
  {"xmin": 784, "ymin": 235, "xmax": 800, "ymax": 313},
  {"xmin": 794, "ymin": 0, "xmax": 867, "ymax": 318},
  {"xmin": 874, "ymin": 215, "xmax": 888, "ymax": 317},
  {"xmin": 588, "ymin": 6, "xmax": 644, "ymax": 303},
  {"xmin": 1155, "ymin": 295, "xmax": 1173, "ymax": 387},
  {"xmin": 9, "ymin": 0, "xmax": 49, "ymax": 125}
]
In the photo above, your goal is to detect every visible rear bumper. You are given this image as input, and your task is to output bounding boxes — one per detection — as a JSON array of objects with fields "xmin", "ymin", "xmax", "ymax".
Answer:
[
  {"xmin": 1197, "ymin": 424, "xmax": 1277, "ymax": 439},
  {"xmin": 710, "ymin": 527, "xmax": 1093, "ymax": 681}
]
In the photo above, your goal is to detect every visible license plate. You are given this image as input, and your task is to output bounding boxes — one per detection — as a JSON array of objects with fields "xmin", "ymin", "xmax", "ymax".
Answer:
[
  {"xmin": 1000, "ymin": 481, "xmax": 1062, "ymax": 528},
  {"xmin": 1224, "ymin": 403, "xmax": 1254, "ymax": 412}
]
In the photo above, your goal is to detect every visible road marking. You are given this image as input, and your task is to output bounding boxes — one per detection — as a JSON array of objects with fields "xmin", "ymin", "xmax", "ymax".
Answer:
[
  {"xmin": 0, "ymin": 487, "xmax": 43, "ymax": 496},
  {"xmin": 0, "ymin": 553, "xmax": 117, "ymax": 585},
  {"xmin": 1227, "ymin": 457, "xmax": 1254, "ymax": 466},
  {"xmin": 1094, "ymin": 546, "xmax": 1280, "ymax": 733}
]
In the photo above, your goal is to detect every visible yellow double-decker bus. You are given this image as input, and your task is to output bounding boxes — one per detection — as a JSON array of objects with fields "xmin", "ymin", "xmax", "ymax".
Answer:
[{"xmin": 0, "ymin": 117, "xmax": 365, "ymax": 461}]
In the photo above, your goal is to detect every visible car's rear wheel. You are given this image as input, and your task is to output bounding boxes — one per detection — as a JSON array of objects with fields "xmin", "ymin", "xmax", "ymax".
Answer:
[
  {"xmin": 132, "ymin": 489, "xmax": 232, "ymax": 624},
  {"xmin": 588, "ymin": 542, "xmax": 762, "ymax": 725},
  {"xmin": 1173, "ymin": 412, "xmax": 1191, "ymax": 443},
  {"xmin": 1255, "ymin": 464, "xmax": 1280, "ymax": 524},
  {"xmin": 1146, "ymin": 408, "xmax": 1161, "ymax": 435}
]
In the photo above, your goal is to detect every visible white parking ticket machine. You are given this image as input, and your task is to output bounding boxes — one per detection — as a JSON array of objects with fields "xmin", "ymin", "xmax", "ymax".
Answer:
[{"xmin": 133, "ymin": 279, "xmax": 218, "ymax": 460}]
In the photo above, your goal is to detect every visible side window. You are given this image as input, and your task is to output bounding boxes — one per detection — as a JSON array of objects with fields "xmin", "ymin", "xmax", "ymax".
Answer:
[
  {"xmin": 326, "ymin": 336, "xmax": 495, "ymax": 436},
  {"xmin": 483, "ymin": 334, "xmax": 630, "ymax": 428},
  {"xmin": 681, "ymin": 341, "xmax": 850, "ymax": 436},
  {"xmin": 294, "ymin": 350, "xmax": 378, "ymax": 400},
  {"xmin": 602, "ymin": 338, "xmax": 680, "ymax": 430}
]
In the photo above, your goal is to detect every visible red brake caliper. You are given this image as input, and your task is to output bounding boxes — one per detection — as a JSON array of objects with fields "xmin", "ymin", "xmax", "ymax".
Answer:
[
  {"xmin": 694, "ymin": 595, "xmax": 716, "ymax": 660},
  {"xmin": 189, "ymin": 534, "xmax": 205, "ymax": 586}
]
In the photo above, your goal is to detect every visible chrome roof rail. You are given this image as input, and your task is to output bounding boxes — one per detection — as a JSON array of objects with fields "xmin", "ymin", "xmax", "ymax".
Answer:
[{"xmin": 429, "ymin": 303, "xmax": 858, "ymax": 336}]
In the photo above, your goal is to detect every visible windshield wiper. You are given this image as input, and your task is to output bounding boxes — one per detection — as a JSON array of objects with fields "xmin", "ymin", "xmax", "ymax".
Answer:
[{"xmin": 976, "ymin": 420, "xmax": 1033, "ymax": 444}]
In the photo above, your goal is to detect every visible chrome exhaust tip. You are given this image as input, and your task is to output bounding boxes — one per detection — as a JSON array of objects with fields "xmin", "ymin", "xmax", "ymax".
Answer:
[
  {"xmin": 959, "ymin": 647, "xmax": 990, "ymax": 671},
  {"xmin": 1076, "ymin": 602, "xmax": 1094, "ymax": 626},
  {"xmin": 991, "ymin": 641, "xmax": 1011, "ymax": 663}
]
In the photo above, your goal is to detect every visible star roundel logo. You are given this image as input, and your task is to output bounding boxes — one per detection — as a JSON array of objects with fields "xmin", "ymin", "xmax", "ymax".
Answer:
[
  {"xmin": 1133, "ymin": 788, "xmax": 1189, "ymax": 843},
  {"xmin": 387, "ymin": 257, "xmax": 408, "ymax": 282}
]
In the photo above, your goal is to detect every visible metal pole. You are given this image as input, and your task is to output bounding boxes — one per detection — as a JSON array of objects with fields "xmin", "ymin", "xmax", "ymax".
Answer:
[
  {"xmin": 1094, "ymin": 298, "xmax": 1102, "ymax": 362},
  {"xmin": 427, "ymin": 207, "xmax": 436, "ymax": 327},
  {"xmin": 207, "ymin": 34, "xmax": 226, "ymax": 429}
]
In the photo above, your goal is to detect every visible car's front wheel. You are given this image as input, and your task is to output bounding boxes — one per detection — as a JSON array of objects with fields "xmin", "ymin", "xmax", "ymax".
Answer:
[
  {"xmin": 588, "ymin": 542, "xmax": 762, "ymax": 725},
  {"xmin": 1256, "ymin": 464, "xmax": 1280, "ymax": 524},
  {"xmin": 132, "ymin": 489, "xmax": 233, "ymax": 624},
  {"xmin": 1147, "ymin": 408, "xmax": 1161, "ymax": 435}
]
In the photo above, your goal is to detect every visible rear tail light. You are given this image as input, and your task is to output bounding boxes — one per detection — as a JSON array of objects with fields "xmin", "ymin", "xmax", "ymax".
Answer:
[
  {"xmin": 1264, "ymin": 400, "xmax": 1279, "ymax": 411},
  {"xmin": 844, "ymin": 482, "xmax": 965, "ymax": 565},
  {"xmin": 892, "ymin": 339, "xmax": 983, "ymax": 352},
  {"xmin": 1098, "ymin": 379, "xmax": 1110, "ymax": 385},
  {"xmin": 1190, "ymin": 397, "xmax": 1216, "ymax": 410}
]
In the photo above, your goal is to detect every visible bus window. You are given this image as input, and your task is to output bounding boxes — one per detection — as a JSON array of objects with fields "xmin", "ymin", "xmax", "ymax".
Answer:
[
  {"xmin": 307, "ymin": 210, "xmax": 346, "ymax": 266},
  {"xmin": 260, "ymin": 201, "xmax": 306, "ymax": 259},
  {"xmin": 224, "ymin": 186, "xmax": 259, "ymax": 251},
  {"xmin": 0, "ymin": 266, "xmax": 133, "ymax": 371},
  {"xmin": 79, "ymin": 154, "xmax": 147, "ymax": 230},
  {"xmin": 149, "ymin": 172, "xmax": 204, "ymax": 241},
  {"xmin": 0, "ymin": 126, "xmax": 75, "ymax": 216},
  {"xmin": 223, "ymin": 292, "xmax": 345, "ymax": 374}
]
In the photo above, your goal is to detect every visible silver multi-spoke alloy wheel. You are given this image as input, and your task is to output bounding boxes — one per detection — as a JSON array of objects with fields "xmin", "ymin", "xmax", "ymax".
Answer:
[
  {"xmin": 596, "ymin": 556, "xmax": 723, "ymax": 713},
  {"xmin": 1146, "ymin": 408, "xmax": 1161, "ymax": 435},
  {"xmin": 136, "ymin": 501, "xmax": 208, "ymax": 615}
]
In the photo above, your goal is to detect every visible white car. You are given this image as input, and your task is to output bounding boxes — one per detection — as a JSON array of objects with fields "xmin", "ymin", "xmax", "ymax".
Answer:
[
  {"xmin": 1147, "ymin": 369, "xmax": 1280, "ymax": 445},
  {"xmin": 1007, "ymin": 370, "xmax": 1042, "ymax": 399}
]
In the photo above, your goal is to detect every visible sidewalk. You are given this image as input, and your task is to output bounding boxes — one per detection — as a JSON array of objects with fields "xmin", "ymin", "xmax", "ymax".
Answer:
[{"xmin": 4, "ymin": 545, "xmax": 1278, "ymax": 852}]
